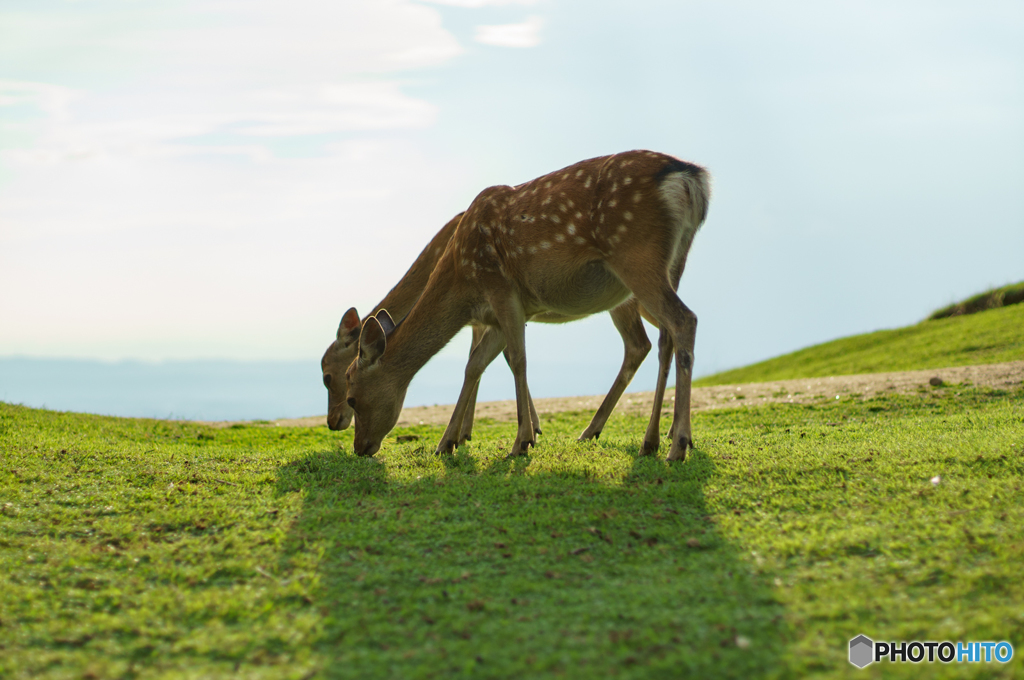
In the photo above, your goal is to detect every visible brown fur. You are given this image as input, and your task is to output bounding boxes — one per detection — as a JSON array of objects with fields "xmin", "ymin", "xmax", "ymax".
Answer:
[{"xmin": 346, "ymin": 150, "xmax": 711, "ymax": 461}]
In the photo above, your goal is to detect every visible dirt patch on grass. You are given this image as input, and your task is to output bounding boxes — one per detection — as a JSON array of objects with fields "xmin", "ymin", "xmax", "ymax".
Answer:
[{"xmin": 261, "ymin": 360, "xmax": 1024, "ymax": 430}]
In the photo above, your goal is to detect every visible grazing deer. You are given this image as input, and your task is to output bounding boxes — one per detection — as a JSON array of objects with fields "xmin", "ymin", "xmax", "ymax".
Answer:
[
  {"xmin": 322, "ymin": 217, "xmax": 662, "ymax": 442},
  {"xmin": 346, "ymin": 150, "xmax": 709, "ymax": 461}
]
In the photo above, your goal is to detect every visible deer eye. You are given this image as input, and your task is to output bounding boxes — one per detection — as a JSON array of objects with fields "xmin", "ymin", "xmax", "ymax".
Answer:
[
  {"xmin": 323, "ymin": 374, "xmax": 332, "ymax": 389},
  {"xmin": 347, "ymin": 397, "xmax": 356, "ymax": 409}
]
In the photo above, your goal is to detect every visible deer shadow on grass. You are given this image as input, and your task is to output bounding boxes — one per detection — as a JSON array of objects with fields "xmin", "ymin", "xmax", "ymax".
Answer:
[{"xmin": 274, "ymin": 437, "xmax": 788, "ymax": 679}]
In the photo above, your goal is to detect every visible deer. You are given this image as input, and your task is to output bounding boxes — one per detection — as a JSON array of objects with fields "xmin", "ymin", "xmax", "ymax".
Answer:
[
  {"xmin": 344, "ymin": 150, "xmax": 710, "ymax": 461},
  {"xmin": 322, "ymin": 214, "xmax": 663, "ymax": 444}
]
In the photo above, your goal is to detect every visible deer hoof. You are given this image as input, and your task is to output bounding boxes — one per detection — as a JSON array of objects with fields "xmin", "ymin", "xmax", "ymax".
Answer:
[
  {"xmin": 665, "ymin": 435, "xmax": 691, "ymax": 462},
  {"xmin": 577, "ymin": 429, "xmax": 601, "ymax": 442},
  {"xmin": 435, "ymin": 439, "xmax": 457, "ymax": 456},
  {"xmin": 641, "ymin": 438, "xmax": 660, "ymax": 456}
]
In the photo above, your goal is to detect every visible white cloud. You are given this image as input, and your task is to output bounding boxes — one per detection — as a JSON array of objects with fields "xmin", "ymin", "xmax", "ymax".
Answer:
[
  {"xmin": 0, "ymin": 0, "xmax": 475, "ymax": 360},
  {"xmin": 474, "ymin": 15, "xmax": 543, "ymax": 48}
]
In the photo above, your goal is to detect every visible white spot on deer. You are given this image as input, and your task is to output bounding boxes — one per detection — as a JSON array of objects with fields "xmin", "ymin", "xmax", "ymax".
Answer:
[
  {"xmin": 559, "ymin": 203, "xmax": 569, "ymax": 213},
  {"xmin": 566, "ymin": 198, "xmax": 574, "ymax": 208},
  {"xmin": 480, "ymin": 224, "xmax": 491, "ymax": 235},
  {"xmin": 584, "ymin": 176, "xmax": 592, "ymax": 188},
  {"xmin": 608, "ymin": 199, "xmax": 618, "ymax": 208},
  {"xmin": 617, "ymin": 224, "xmax": 628, "ymax": 234},
  {"xmin": 575, "ymin": 236, "xmax": 586, "ymax": 244},
  {"xmin": 461, "ymin": 258, "xmax": 469, "ymax": 266},
  {"xmin": 611, "ymin": 181, "xmax": 618, "ymax": 193},
  {"xmin": 540, "ymin": 241, "xmax": 552, "ymax": 249},
  {"xmin": 575, "ymin": 169, "xmax": 584, "ymax": 178},
  {"xmin": 566, "ymin": 223, "xmax": 576, "ymax": 235},
  {"xmin": 542, "ymin": 196, "xmax": 553, "ymax": 206},
  {"xmin": 599, "ymin": 213, "xmax": 606, "ymax": 224},
  {"xmin": 528, "ymin": 245, "xmax": 537, "ymax": 254},
  {"xmin": 633, "ymin": 191, "xmax": 643, "ymax": 204},
  {"xmin": 623, "ymin": 176, "xmax": 633, "ymax": 185},
  {"xmin": 555, "ymin": 233, "xmax": 565, "ymax": 242},
  {"xmin": 575, "ymin": 211, "xmax": 583, "ymax": 219},
  {"xmin": 623, "ymin": 211, "xmax": 633, "ymax": 221},
  {"xmin": 550, "ymin": 214, "xmax": 561, "ymax": 224},
  {"xmin": 485, "ymin": 244, "xmax": 496, "ymax": 255},
  {"xmin": 544, "ymin": 181, "xmax": 552, "ymax": 189},
  {"xmin": 517, "ymin": 246, "xmax": 524, "ymax": 254}
]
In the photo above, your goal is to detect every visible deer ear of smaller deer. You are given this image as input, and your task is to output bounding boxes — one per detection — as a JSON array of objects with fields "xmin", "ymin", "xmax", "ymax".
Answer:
[
  {"xmin": 338, "ymin": 307, "xmax": 361, "ymax": 341},
  {"xmin": 375, "ymin": 309, "xmax": 396, "ymax": 335},
  {"xmin": 358, "ymin": 316, "xmax": 387, "ymax": 365}
]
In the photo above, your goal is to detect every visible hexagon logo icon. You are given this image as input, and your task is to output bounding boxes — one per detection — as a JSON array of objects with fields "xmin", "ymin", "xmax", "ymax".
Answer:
[{"xmin": 849, "ymin": 635, "xmax": 874, "ymax": 668}]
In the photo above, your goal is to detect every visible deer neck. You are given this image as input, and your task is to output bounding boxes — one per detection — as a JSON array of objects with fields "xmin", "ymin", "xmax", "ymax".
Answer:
[
  {"xmin": 382, "ymin": 270, "xmax": 474, "ymax": 388},
  {"xmin": 368, "ymin": 214, "xmax": 461, "ymax": 322}
]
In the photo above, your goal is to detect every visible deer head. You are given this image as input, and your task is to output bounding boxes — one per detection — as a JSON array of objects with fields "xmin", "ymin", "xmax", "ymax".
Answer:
[
  {"xmin": 345, "ymin": 311, "xmax": 404, "ymax": 456},
  {"xmin": 320, "ymin": 307, "xmax": 363, "ymax": 430}
]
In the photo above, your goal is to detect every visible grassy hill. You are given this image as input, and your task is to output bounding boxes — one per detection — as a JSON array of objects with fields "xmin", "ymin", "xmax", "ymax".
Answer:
[{"xmin": 696, "ymin": 284, "xmax": 1024, "ymax": 387}]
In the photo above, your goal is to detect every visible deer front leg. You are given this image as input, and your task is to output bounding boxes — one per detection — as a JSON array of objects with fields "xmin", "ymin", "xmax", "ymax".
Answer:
[
  {"xmin": 512, "ymin": 350, "xmax": 544, "ymax": 436},
  {"xmin": 435, "ymin": 327, "xmax": 507, "ymax": 455},
  {"xmin": 457, "ymin": 325, "xmax": 487, "ymax": 444},
  {"xmin": 579, "ymin": 299, "xmax": 651, "ymax": 442},
  {"xmin": 490, "ymin": 301, "xmax": 534, "ymax": 456}
]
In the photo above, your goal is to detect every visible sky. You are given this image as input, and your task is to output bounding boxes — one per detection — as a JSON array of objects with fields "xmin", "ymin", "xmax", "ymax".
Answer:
[{"xmin": 1, "ymin": 0, "xmax": 1022, "ymax": 406}]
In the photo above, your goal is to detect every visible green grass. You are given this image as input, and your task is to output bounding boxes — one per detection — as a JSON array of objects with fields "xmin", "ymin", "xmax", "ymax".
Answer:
[
  {"xmin": 3, "ymin": 383, "xmax": 1023, "ymax": 678},
  {"xmin": 696, "ymin": 302, "xmax": 1024, "ymax": 387},
  {"xmin": 930, "ymin": 281, "xmax": 1024, "ymax": 320}
]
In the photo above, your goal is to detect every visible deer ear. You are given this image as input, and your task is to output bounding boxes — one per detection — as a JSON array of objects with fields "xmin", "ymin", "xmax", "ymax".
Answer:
[
  {"xmin": 358, "ymin": 316, "xmax": 387, "ymax": 365},
  {"xmin": 338, "ymin": 307, "xmax": 360, "ymax": 341},
  {"xmin": 375, "ymin": 309, "xmax": 396, "ymax": 335}
]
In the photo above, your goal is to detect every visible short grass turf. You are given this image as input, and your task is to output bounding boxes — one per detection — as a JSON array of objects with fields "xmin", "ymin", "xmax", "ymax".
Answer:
[
  {"xmin": 696, "ymin": 300, "xmax": 1024, "ymax": 387},
  {"xmin": 2, "ymin": 383, "xmax": 1023, "ymax": 679}
]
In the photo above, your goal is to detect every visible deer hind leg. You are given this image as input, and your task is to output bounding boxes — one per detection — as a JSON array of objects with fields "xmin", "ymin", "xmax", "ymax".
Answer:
[
  {"xmin": 641, "ymin": 326, "xmax": 673, "ymax": 455},
  {"xmin": 578, "ymin": 298, "xmax": 651, "ymax": 442},
  {"xmin": 608, "ymin": 266, "xmax": 697, "ymax": 462},
  {"xmin": 436, "ymin": 326, "xmax": 507, "ymax": 455}
]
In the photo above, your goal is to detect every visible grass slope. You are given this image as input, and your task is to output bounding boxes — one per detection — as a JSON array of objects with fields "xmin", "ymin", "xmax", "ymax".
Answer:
[
  {"xmin": 696, "ymin": 302, "xmax": 1024, "ymax": 387},
  {"xmin": 2, "ymin": 382, "xmax": 1023, "ymax": 679}
]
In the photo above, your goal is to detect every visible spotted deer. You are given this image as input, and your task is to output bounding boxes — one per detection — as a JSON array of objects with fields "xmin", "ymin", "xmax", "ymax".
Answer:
[
  {"xmin": 322, "ymin": 216, "xmax": 661, "ymax": 442},
  {"xmin": 346, "ymin": 150, "xmax": 710, "ymax": 461}
]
